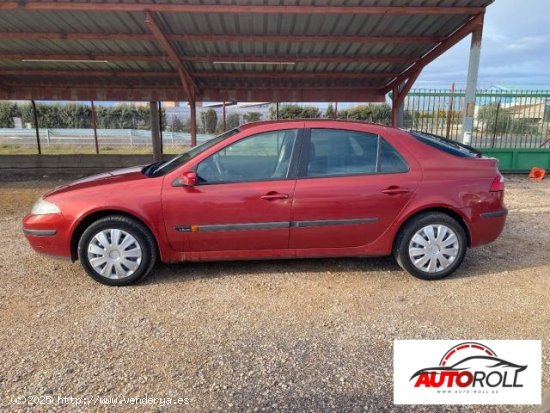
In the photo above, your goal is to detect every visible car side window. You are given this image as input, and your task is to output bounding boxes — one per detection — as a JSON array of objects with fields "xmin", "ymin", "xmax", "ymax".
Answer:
[
  {"xmin": 307, "ymin": 129, "xmax": 378, "ymax": 177},
  {"xmin": 196, "ymin": 129, "xmax": 298, "ymax": 184},
  {"xmin": 306, "ymin": 129, "xmax": 409, "ymax": 177},
  {"xmin": 378, "ymin": 138, "xmax": 409, "ymax": 173}
]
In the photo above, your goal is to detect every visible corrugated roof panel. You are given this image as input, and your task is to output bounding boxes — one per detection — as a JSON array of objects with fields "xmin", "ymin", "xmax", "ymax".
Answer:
[{"xmin": 0, "ymin": 0, "xmax": 494, "ymax": 101}]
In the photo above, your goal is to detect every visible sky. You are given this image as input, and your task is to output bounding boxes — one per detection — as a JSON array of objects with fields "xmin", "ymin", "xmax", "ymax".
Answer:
[{"xmin": 415, "ymin": 0, "xmax": 550, "ymax": 89}]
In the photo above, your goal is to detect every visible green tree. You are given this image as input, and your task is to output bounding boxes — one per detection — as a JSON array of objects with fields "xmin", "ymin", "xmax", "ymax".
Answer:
[
  {"xmin": 201, "ymin": 108, "xmax": 218, "ymax": 134},
  {"xmin": 0, "ymin": 102, "xmax": 19, "ymax": 127},
  {"xmin": 243, "ymin": 111, "xmax": 262, "ymax": 123},
  {"xmin": 171, "ymin": 116, "xmax": 185, "ymax": 132},
  {"xmin": 325, "ymin": 104, "xmax": 335, "ymax": 119},
  {"xmin": 478, "ymin": 104, "xmax": 512, "ymax": 134},
  {"xmin": 227, "ymin": 113, "xmax": 240, "ymax": 129}
]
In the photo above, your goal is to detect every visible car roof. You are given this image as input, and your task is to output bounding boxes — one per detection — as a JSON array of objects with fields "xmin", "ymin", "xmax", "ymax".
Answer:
[{"xmin": 239, "ymin": 118, "xmax": 401, "ymax": 137}]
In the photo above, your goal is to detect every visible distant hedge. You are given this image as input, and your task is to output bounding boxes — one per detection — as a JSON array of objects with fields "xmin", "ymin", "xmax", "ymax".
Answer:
[
  {"xmin": 268, "ymin": 104, "xmax": 321, "ymax": 120},
  {"xmin": 0, "ymin": 102, "xmax": 165, "ymax": 129}
]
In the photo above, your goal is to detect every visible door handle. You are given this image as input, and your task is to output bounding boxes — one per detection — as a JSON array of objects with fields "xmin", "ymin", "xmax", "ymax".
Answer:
[
  {"xmin": 381, "ymin": 186, "xmax": 410, "ymax": 195},
  {"xmin": 261, "ymin": 192, "xmax": 289, "ymax": 200}
]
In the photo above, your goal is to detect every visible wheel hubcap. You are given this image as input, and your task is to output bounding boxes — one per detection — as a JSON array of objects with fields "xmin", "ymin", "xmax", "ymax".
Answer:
[
  {"xmin": 408, "ymin": 224, "xmax": 459, "ymax": 273},
  {"xmin": 87, "ymin": 229, "xmax": 142, "ymax": 279}
]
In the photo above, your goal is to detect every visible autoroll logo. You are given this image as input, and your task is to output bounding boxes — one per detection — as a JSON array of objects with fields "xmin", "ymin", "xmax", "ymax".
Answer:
[
  {"xmin": 394, "ymin": 340, "xmax": 541, "ymax": 405},
  {"xmin": 411, "ymin": 341, "xmax": 526, "ymax": 390}
]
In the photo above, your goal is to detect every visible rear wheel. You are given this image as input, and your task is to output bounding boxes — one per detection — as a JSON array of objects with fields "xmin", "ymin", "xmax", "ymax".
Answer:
[
  {"xmin": 394, "ymin": 212, "xmax": 467, "ymax": 280},
  {"xmin": 78, "ymin": 215, "xmax": 157, "ymax": 286}
]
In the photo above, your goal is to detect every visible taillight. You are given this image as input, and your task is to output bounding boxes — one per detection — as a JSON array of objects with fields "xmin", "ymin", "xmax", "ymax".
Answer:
[{"xmin": 490, "ymin": 174, "xmax": 505, "ymax": 192}]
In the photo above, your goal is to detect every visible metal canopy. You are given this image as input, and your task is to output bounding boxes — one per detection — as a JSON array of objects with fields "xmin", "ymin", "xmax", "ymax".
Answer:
[{"xmin": 0, "ymin": 0, "xmax": 492, "ymax": 102}]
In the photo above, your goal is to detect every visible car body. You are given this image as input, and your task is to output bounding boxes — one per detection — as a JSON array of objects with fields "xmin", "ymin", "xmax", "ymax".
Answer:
[{"xmin": 23, "ymin": 120, "xmax": 507, "ymax": 285}]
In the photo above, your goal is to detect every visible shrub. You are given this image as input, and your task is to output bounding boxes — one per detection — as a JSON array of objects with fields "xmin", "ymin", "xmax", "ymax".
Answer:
[
  {"xmin": 269, "ymin": 104, "xmax": 321, "ymax": 120},
  {"xmin": 227, "ymin": 113, "xmax": 240, "ymax": 129},
  {"xmin": 201, "ymin": 108, "xmax": 218, "ymax": 134},
  {"xmin": 243, "ymin": 111, "xmax": 262, "ymax": 123}
]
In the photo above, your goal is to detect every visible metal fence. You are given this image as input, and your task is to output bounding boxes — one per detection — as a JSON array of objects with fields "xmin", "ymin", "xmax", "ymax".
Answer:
[
  {"xmin": 1, "ymin": 89, "xmax": 549, "ymax": 155},
  {"xmin": 0, "ymin": 128, "xmax": 215, "ymax": 155},
  {"xmin": 404, "ymin": 89, "xmax": 550, "ymax": 148}
]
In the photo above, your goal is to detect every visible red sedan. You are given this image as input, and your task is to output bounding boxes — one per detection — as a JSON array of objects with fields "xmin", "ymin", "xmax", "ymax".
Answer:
[{"xmin": 23, "ymin": 120, "xmax": 507, "ymax": 285}]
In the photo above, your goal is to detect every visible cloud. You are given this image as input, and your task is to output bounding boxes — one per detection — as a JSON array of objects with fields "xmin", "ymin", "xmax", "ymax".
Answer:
[{"xmin": 417, "ymin": 0, "xmax": 550, "ymax": 88}]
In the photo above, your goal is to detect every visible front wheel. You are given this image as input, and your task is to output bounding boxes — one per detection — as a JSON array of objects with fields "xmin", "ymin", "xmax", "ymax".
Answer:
[
  {"xmin": 78, "ymin": 215, "xmax": 157, "ymax": 286},
  {"xmin": 394, "ymin": 212, "xmax": 467, "ymax": 280}
]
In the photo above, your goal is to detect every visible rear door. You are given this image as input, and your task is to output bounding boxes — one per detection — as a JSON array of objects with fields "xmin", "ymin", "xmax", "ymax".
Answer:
[{"xmin": 290, "ymin": 127, "xmax": 420, "ymax": 249}]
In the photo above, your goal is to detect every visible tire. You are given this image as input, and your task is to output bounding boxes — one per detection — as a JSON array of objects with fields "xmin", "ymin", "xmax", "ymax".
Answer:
[
  {"xmin": 393, "ymin": 212, "xmax": 467, "ymax": 280},
  {"xmin": 77, "ymin": 215, "xmax": 157, "ymax": 286}
]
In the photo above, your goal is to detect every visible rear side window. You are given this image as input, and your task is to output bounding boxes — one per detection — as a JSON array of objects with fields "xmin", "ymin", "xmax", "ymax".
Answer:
[
  {"xmin": 409, "ymin": 131, "xmax": 481, "ymax": 158},
  {"xmin": 379, "ymin": 138, "xmax": 409, "ymax": 173},
  {"xmin": 307, "ymin": 129, "xmax": 377, "ymax": 176},
  {"xmin": 306, "ymin": 128, "xmax": 408, "ymax": 177}
]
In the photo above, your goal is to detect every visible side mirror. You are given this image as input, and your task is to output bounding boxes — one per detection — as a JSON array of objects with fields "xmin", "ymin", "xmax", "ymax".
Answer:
[{"xmin": 181, "ymin": 171, "xmax": 198, "ymax": 187}]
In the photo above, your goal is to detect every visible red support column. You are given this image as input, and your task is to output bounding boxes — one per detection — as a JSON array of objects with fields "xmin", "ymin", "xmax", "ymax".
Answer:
[
  {"xmin": 189, "ymin": 100, "xmax": 197, "ymax": 147},
  {"xmin": 222, "ymin": 101, "xmax": 227, "ymax": 131},
  {"xmin": 158, "ymin": 101, "xmax": 163, "ymax": 154}
]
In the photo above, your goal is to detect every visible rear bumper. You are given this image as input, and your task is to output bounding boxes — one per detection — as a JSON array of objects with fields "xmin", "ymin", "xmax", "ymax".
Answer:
[
  {"xmin": 469, "ymin": 208, "xmax": 508, "ymax": 247},
  {"xmin": 480, "ymin": 209, "xmax": 508, "ymax": 219},
  {"xmin": 22, "ymin": 213, "xmax": 72, "ymax": 258}
]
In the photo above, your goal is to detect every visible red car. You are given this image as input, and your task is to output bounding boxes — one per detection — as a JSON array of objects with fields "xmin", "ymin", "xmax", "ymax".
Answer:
[{"xmin": 23, "ymin": 120, "xmax": 507, "ymax": 285}]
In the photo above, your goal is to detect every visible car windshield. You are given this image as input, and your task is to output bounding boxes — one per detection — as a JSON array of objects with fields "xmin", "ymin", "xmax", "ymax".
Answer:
[
  {"xmin": 408, "ymin": 130, "xmax": 482, "ymax": 158},
  {"xmin": 145, "ymin": 128, "xmax": 240, "ymax": 177}
]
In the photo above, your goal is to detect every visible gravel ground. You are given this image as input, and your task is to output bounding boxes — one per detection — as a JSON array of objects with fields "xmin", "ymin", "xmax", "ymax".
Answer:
[{"xmin": 0, "ymin": 174, "xmax": 548, "ymax": 412}]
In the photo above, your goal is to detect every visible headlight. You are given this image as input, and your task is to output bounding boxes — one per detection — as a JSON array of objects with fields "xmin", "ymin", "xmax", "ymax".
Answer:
[{"xmin": 31, "ymin": 198, "xmax": 61, "ymax": 215}]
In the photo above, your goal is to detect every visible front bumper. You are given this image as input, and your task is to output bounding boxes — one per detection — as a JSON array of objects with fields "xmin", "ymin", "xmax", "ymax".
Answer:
[
  {"xmin": 22, "ymin": 213, "xmax": 72, "ymax": 258},
  {"xmin": 23, "ymin": 228, "xmax": 57, "ymax": 236}
]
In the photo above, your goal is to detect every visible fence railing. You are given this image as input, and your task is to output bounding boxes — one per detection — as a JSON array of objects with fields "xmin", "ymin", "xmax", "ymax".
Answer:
[
  {"xmin": 0, "ymin": 128, "xmax": 214, "ymax": 155},
  {"xmin": 1, "ymin": 89, "xmax": 549, "ymax": 155},
  {"xmin": 404, "ymin": 89, "xmax": 550, "ymax": 148}
]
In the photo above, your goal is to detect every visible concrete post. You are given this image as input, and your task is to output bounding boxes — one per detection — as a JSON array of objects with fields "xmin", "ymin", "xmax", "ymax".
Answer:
[
  {"xmin": 462, "ymin": 25, "xmax": 483, "ymax": 144},
  {"xmin": 150, "ymin": 101, "xmax": 162, "ymax": 162}
]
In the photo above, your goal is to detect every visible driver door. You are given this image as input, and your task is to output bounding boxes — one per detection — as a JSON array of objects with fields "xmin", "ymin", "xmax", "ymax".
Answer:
[{"xmin": 162, "ymin": 128, "xmax": 302, "ymax": 253}]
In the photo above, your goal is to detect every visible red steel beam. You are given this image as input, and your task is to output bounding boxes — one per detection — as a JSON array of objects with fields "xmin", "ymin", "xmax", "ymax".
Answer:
[
  {"xmin": 5, "ymin": 81, "xmax": 384, "ymax": 91},
  {"xmin": 0, "ymin": 69, "xmax": 180, "ymax": 78},
  {"xmin": 0, "ymin": 3, "xmax": 486, "ymax": 15},
  {"xmin": 2, "ymin": 69, "xmax": 399, "ymax": 80},
  {"xmin": 391, "ymin": 67, "xmax": 422, "ymax": 127},
  {"xmin": 188, "ymin": 55, "xmax": 414, "ymax": 64},
  {"xmin": 195, "ymin": 71, "xmax": 400, "ymax": 79},
  {"xmin": 168, "ymin": 34, "xmax": 444, "ymax": 44},
  {"xmin": 384, "ymin": 14, "xmax": 485, "ymax": 93},
  {"xmin": 144, "ymin": 12, "xmax": 197, "ymax": 99},
  {"xmin": 0, "ymin": 31, "xmax": 446, "ymax": 45},
  {"xmin": 0, "ymin": 31, "xmax": 154, "ymax": 42},
  {"xmin": 0, "ymin": 52, "xmax": 414, "ymax": 65},
  {"xmin": 0, "ymin": 85, "xmax": 385, "ymax": 103},
  {"xmin": 0, "ymin": 52, "xmax": 171, "ymax": 63}
]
